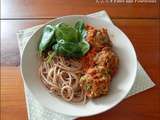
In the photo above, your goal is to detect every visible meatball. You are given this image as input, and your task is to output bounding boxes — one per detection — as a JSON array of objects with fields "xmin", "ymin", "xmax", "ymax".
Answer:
[
  {"xmin": 86, "ymin": 25, "xmax": 112, "ymax": 51},
  {"xmin": 80, "ymin": 66, "xmax": 111, "ymax": 98},
  {"xmin": 80, "ymin": 48, "xmax": 119, "ymax": 98},
  {"xmin": 93, "ymin": 47, "xmax": 119, "ymax": 76}
]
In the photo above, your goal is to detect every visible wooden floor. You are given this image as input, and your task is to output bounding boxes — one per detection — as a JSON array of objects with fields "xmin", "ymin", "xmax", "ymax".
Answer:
[{"xmin": 1, "ymin": 0, "xmax": 160, "ymax": 120}]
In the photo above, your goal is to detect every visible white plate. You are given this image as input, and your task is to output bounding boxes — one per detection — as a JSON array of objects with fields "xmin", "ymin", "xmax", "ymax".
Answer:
[{"xmin": 21, "ymin": 15, "xmax": 137, "ymax": 117}]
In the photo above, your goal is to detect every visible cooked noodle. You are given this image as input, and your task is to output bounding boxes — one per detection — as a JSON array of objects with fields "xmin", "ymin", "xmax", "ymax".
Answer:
[{"xmin": 39, "ymin": 56, "xmax": 86, "ymax": 103}]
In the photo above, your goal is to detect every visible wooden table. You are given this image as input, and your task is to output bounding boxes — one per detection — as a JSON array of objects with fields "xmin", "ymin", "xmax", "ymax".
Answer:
[{"xmin": 1, "ymin": 0, "xmax": 160, "ymax": 120}]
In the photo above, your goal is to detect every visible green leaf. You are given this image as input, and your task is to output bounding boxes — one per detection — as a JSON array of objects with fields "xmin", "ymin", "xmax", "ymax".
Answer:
[
  {"xmin": 39, "ymin": 21, "xmax": 90, "ymax": 58},
  {"xmin": 52, "ymin": 39, "xmax": 83, "ymax": 57},
  {"xmin": 38, "ymin": 25, "xmax": 56, "ymax": 53},
  {"xmin": 78, "ymin": 39, "xmax": 90, "ymax": 55},
  {"xmin": 55, "ymin": 23, "xmax": 79, "ymax": 42},
  {"xmin": 53, "ymin": 38, "xmax": 90, "ymax": 57},
  {"xmin": 75, "ymin": 20, "xmax": 87, "ymax": 40},
  {"xmin": 75, "ymin": 20, "xmax": 85, "ymax": 33}
]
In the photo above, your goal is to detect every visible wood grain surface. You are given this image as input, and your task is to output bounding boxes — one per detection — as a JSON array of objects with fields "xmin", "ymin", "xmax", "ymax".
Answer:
[
  {"xmin": 1, "ymin": 0, "xmax": 160, "ymax": 120},
  {"xmin": 1, "ymin": 67, "xmax": 160, "ymax": 120},
  {"xmin": 1, "ymin": 0, "xmax": 160, "ymax": 19},
  {"xmin": 1, "ymin": 67, "xmax": 28, "ymax": 120}
]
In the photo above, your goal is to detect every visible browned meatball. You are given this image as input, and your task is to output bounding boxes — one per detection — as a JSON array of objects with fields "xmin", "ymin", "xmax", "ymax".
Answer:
[
  {"xmin": 93, "ymin": 47, "xmax": 119, "ymax": 76},
  {"xmin": 80, "ymin": 48, "xmax": 119, "ymax": 98},
  {"xmin": 80, "ymin": 66, "xmax": 111, "ymax": 98},
  {"xmin": 86, "ymin": 26, "xmax": 112, "ymax": 51}
]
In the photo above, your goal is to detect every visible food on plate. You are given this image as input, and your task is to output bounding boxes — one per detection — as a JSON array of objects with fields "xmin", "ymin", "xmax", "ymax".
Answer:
[{"xmin": 38, "ymin": 20, "xmax": 119, "ymax": 103}]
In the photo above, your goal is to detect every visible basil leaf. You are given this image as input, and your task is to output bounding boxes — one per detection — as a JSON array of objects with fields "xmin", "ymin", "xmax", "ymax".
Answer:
[
  {"xmin": 75, "ymin": 20, "xmax": 87, "ymax": 39},
  {"xmin": 78, "ymin": 39, "xmax": 90, "ymax": 55},
  {"xmin": 53, "ymin": 39, "xmax": 83, "ymax": 57},
  {"xmin": 39, "ymin": 25, "xmax": 55, "ymax": 53},
  {"xmin": 75, "ymin": 20, "xmax": 85, "ymax": 33},
  {"xmin": 55, "ymin": 23, "xmax": 79, "ymax": 42},
  {"xmin": 39, "ymin": 21, "xmax": 90, "ymax": 58}
]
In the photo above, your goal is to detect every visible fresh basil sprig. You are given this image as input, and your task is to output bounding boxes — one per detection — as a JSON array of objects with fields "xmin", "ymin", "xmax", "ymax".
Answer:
[{"xmin": 38, "ymin": 20, "xmax": 90, "ymax": 58}]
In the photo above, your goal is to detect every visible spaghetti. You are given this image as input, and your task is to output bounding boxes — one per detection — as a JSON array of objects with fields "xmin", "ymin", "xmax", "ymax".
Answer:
[{"xmin": 39, "ymin": 56, "xmax": 86, "ymax": 103}]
